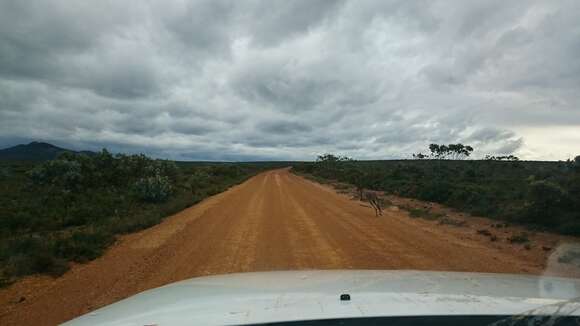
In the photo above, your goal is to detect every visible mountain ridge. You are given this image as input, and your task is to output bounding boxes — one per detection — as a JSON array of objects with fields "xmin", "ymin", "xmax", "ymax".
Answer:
[{"xmin": 0, "ymin": 141, "xmax": 94, "ymax": 161}]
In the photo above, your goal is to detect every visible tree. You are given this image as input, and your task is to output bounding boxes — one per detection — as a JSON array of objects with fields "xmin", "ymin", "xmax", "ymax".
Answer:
[
  {"xmin": 412, "ymin": 153, "xmax": 427, "ymax": 160},
  {"xmin": 525, "ymin": 180, "xmax": 571, "ymax": 226},
  {"xmin": 485, "ymin": 154, "xmax": 519, "ymax": 161},
  {"xmin": 315, "ymin": 153, "xmax": 353, "ymax": 179},
  {"xmin": 447, "ymin": 144, "xmax": 473, "ymax": 160},
  {"xmin": 427, "ymin": 143, "xmax": 473, "ymax": 160},
  {"xmin": 572, "ymin": 155, "xmax": 580, "ymax": 172},
  {"xmin": 429, "ymin": 144, "xmax": 447, "ymax": 159},
  {"xmin": 315, "ymin": 153, "xmax": 352, "ymax": 169},
  {"xmin": 316, "ymin": 153, "xmax": 352, "ymax": 163}
]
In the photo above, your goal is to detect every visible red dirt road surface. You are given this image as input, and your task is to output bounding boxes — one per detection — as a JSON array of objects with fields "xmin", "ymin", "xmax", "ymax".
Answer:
[{"xmin": 0, "ymin": 168, "xmax": 577, "ymax": 325}]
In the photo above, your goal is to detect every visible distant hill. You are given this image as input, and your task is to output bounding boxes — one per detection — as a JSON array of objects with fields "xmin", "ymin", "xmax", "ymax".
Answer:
[{"xmin": 0, "ymin": 142, "xmax": 94, "ymax": 161}]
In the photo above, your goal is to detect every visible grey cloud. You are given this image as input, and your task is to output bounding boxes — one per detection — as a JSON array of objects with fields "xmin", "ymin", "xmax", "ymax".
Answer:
[
  {"xmin": 83, "ymin": 62, "xmax": 160, "ymax": 100},
  {"xmin": 0, "ymin": 2, "xmax": 97, "ymax": 80},
  {"xmin": 170, "ymin": 120, "xmax": 218, "ymax": 136},
  {"xmin": 243, "ymin": 0, "xmax": 346, "ymax": 46},
  {"xmin": 464, "ymin": 127, "xmax": 524, "ymax": 155},
  {"xmin": 259, "ymin": 119, "xmax": 312, "ymax": 135},
  {"xmin": 233, "ymin": 73, "xmax": 341, "ymax": 113},
  {"xmin": 0, "ymin": 2, "xmax": 166, "ymax": 100},
  {"xmin": 160, "ymin": 0, "xmax": 237, "ymax": 54},
  {"xmin": 494, "ymin": 138, "xmax": 524, "ymax": 155},
  {"xmin": 466, "ymin": 128, "xmax": 516, "ymax": 144}
]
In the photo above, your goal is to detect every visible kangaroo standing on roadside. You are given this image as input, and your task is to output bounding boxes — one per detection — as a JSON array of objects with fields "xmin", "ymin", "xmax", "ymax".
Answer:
[{"xmin": 361, "ymin": 189, "xmax": 383, "ymax": 217}]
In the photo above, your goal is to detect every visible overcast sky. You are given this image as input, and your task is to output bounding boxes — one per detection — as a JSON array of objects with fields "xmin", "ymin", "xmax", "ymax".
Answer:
[{"xmin": 1, "ymin": 0, "xmax": 579, "ymax": 161}]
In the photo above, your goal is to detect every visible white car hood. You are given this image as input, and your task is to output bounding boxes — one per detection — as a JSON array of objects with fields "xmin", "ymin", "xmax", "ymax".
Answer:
[{"xmin": 62, "ymin": 270, "xmax": 580, "ymax": 325}]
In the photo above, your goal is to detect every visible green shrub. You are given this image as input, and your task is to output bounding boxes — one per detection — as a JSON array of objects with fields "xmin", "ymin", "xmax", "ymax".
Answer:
[
  {"xmin": 208, "ymin": 165, "xmax": 242, "ymax": 178},
  {"xmin": 187, "ymin": 170, "xmax": 211, "ymax": 194},
  {"xmin": 28, "ymin": 159, "xmax": 82, "ymax": 190},
  {"xmin": 54, "ymin": 229, "xmax": 114, "ymax": 263},
  {"xmin": 524, "ymin": 180, "xmax": 571, "ymax": 226},
  {"xmin": 0, "ymin": 236, "xmax": 68, "ymax": 277},
  {"xmin": 571, "ymin": 156, "xmax": 580, "ymax": 172},
  {"xmin": 292, "ymin": 154, "xmax": 580, "ymax": 236},
  {"xmin": 556, "ymin": 221, "xmax": 580, "ymax": 236},
  {"xmin": 0, "ymin": 158, "xmax": 284, "ymax": 282},
  {"xmin": 0, "ymin": 167, "xmax": 9, "ymax": 180},
  {"xmin": 5, "ymin": 253, "xmax": 68, "ymax": 277},
  {"xmin": 508, "ymin": 232, "xmax": 530, "ymax": 244},
  {"xmin": 416, "ymin": 180, "xmax": 453, "ymax": 203},
  {"xmin": 132, "ymin": 175, "xmax": 173, "ymax": 203},
  {"xmin": 407, "ymin": 207, "xmax": 427, "ymax": 218},
  {"xmin": 406, "ymin": 207, "xmax": 444, "ymax": 220},
  {"xmin": 154, "ymin": 160, "xmax": 180, "ymax": 183}
]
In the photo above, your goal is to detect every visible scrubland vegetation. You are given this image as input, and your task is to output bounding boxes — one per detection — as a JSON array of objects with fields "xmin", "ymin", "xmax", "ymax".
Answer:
[
  {"xmin": 293, "ymin": 144, "xmax": 580, "ymax": 237},
  {"xmin": 3, "ymin": 142, "xmax": 579, "ymax": 285},
  {"xmin": 0, "ymin": 151, "xmax": 281, "ymax": 285}
]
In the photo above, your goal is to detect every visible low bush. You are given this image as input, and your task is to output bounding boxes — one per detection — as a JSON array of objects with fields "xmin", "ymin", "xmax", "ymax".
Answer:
[
  {"xmin": 132, "ymin": 175, "xmax": 173, "ymax": 203},
  {"xmin": 438, "ymin": 217, "xmax": 466, "ymax": 227},
  {"xmin": 0, "ymin": 153, "xmax": 281, "ymax": 285},
  {"xmin": 0, "ymin": 167, "xmax": 9, "ymax": 179},
  {"xmin": 28, "ymin": 159, "xmax": 83, "ymax": 190},
  {"xmin": 0, "ymin": 236, "xmax": 68, "ymax": 278},
  {"xmin": 292, "ymin": 152, "xmax": 580, "ymax": 236},
  {"xmin": 54, "ymin": 229, "xmax": 114, "ymax": 263},
  {"xmin": 508, "ymin": 232, "xmax": 530, "ymax": 244},
  {"xmin": 406, "ymin": 207, "xmax": 444, "ymax": 220}
]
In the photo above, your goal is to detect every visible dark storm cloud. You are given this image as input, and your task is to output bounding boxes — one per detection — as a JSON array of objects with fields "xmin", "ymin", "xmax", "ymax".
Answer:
[
  {"xmin": 0, "ymin": 1, "xmax": 158, "ymax": 99},
  {"xmin": 0, "ymin": 2, "xmax": 99, "ymax": 79},
  {"xmin": 0, "ymin": 0, "xmax": 579, "ymax": 160},
  {"xmin": 259, "ymin": 119, "xmax": 312, "ymax": 135}
]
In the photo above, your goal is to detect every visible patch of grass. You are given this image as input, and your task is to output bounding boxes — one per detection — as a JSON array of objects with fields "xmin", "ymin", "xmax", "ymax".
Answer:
[
  {"xmin": 438, "ymin": 217, "xmax": 466, "ymax": 227},
  {"xmin": 406, "ymin": 207, "xmax": 445, "ymax": 220},
  {"xmin": 407, "ymin": 207, "xmax": 427, "ymax": 218},
  {"xmin": 508, "ymin": 232, "xmax": 530, "ymax": 244}
]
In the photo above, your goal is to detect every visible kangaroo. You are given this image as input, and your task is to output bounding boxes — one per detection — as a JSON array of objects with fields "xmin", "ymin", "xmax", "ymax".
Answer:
[{"xmin": 361, "ymin": 189, "xmax": 383, "ymax": 217}]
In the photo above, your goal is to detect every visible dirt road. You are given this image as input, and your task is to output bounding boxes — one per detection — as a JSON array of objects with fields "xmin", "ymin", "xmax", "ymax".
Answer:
[{"xmin": 0, "ymin": 168, "xmax": 571, "ymax": 325}]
